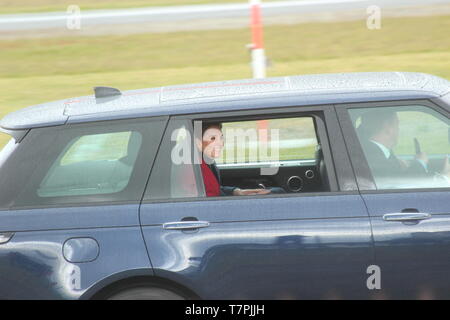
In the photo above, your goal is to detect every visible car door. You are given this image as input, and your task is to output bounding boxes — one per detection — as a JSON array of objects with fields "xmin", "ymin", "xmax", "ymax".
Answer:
[
  {"xmin": 0, "ymin": 117, "xmax": 166, "ymax": 299},
  {"xmin": 337, "ymin": 100, "xmax": 450, "ymax": 299},
  {"xmin": 140, "ymin": 105, "xmax": 375, "ymax": 299}
]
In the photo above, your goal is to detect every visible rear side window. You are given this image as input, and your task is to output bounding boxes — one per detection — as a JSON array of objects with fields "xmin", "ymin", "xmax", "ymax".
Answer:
[
  {"xmin": 0, "ymin": 117, "xmax": 166, "ymax": 209},
  {"xmin": 217, "ymin": 117, "xmax": 318, "ymax": 164},
  {"xmin": 38, "ymin": 131, "xmax": 142, "ymax": 197}
]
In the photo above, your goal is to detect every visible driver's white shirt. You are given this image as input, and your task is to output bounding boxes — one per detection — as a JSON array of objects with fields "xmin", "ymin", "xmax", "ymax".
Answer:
[{"xmin": 370, "ymin": 140, "xmax": 390, "ymax": 159}]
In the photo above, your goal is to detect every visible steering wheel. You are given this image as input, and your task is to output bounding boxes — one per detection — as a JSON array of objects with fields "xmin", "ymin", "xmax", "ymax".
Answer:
[
  {"xmin": 414, "ymin": 137, "xmax": 422, "ymax": 155},
  {"xmin": 415, "ymin": 137, "xmax": 450, "ymax": 185}
]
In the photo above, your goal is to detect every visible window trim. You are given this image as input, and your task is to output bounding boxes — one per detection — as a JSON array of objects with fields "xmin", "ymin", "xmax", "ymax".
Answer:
[
  {"xmin": 432, "ymin": 94, "xmax": 450, "ymax": 113},
  {"xmin": 141, "ymin": 190, "xmax": 361, "ymax": 205},
  {"xmin": 142, "ymin": 104, "xmax": 350, "ymax": 204},
  {"xmin": 143, "ymin": 118, "xmax": 207, "ymax": 201},
  {"xmin": 335, "ymin": 99, "xmax": 450, "ymax": 193}
]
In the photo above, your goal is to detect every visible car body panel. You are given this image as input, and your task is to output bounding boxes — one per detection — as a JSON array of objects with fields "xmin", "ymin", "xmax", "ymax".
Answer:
[
  {"xmin": 65, "ymin": 90, "xmax": 441, "ymax": 126},
  {"xmin": 360, "ymin": 191, "xmax": 450, "ymax": 299},
  {"xmin": 0, "ymin": 204, "xmax": 139, "ymax": 231},
  {"xmin": 2, "ymin": 72, "xmax": 449, "ymax": 130},
  {"xmin": 0, "ymin": 99, "xmax": 68, "ymax": 130},
  {"xmin": 140, "ymin": 194, "xmax": 375, "ymax": 299},
  {"xmin": 0, "ymin": 205, "xmax": 152, "ymax": 299}
]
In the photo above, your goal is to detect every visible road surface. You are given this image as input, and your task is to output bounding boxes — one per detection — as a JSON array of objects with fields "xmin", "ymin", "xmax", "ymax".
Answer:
[{"xmin": 0, "ymin": 0, "xmax": 449, "ymax": 38}]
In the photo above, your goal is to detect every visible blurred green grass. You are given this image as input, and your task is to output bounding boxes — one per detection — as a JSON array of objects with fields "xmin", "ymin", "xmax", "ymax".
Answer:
[
  {"xmin": 0, "ymin": 0, "xmax": 283, "ymax": 14},
  {"xmin": 1, "ymin": 14, "xmax": 450, "ymax": 149},
  {"xmin": 2, "ymin": 15, "xmax": 449, "ymax": 79}
]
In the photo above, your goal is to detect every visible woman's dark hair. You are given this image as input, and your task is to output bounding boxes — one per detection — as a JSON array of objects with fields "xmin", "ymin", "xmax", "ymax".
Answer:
[{"xmin": 201, "ymin": 122, "xmax": 222, "ymax": 137}]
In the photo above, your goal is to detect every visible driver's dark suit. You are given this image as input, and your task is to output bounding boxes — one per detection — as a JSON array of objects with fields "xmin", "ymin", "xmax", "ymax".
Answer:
[{"xmin": 361, "ymin": 140, "xmax": 428, "ymax": 181}]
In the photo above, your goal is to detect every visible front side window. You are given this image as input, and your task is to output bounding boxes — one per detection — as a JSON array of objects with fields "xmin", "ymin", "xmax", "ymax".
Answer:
[{"xmin": 348, "ymin": 105, "xmax": 450, "ymax": 190}]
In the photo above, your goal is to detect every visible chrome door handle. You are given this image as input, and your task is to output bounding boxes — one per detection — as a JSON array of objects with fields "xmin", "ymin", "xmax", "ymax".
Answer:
[
  {"xmin": 383, "ymin": 213, "xmax": 431, "ymax": 222},
  {"xmin": 163, "ymin": 221, "xmax": 210, "ymax": 230},
  {"xmin": 0, "ymin": 232, "xmax": 14, "ymax": 244}
]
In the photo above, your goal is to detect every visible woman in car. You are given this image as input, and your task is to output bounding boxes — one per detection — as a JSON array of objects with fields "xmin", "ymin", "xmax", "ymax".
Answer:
[{"xmin": 196, "ymin": 122, "xmax": 281, "ymax": 197}]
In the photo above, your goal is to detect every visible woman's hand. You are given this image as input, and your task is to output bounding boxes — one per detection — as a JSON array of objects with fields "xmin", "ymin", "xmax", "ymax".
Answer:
[{"xmin": 233, "ymin": 188, "xmax": 271, "ymax": 196}]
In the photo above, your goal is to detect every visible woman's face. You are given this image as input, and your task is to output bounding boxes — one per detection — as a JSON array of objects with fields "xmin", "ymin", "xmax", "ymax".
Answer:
[{"xmin": 201, "ymin": 126, "xmax": 224, "ymax": 159}]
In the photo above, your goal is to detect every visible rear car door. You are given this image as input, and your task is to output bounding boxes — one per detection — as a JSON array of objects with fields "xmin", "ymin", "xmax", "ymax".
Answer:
[
  {"xmin": 0, "ymin": 117, "xmax": 166, "ymax": 299},
  {"xmin": 140, "ymin": 105, "xmax": 375, "ymax": 299},
  {"xmin": 337, "ymin": 100, "xmax": 450, "ymax": 299}
]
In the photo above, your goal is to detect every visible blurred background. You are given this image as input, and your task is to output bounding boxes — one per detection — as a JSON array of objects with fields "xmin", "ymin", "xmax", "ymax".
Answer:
[{"xmin": 0, "ymin": 0, "xmax": 449, "ymax": 148}]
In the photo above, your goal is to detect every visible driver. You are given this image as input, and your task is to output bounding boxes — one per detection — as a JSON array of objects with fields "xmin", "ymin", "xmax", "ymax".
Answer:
[{"xmin": 356, "ymin": 110, "xmax": 450, "ymax": 186}]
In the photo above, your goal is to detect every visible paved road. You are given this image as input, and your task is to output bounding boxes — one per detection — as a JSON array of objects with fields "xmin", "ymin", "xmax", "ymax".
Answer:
[{"xmin": 0, "ymin": 0, "xmax": 449, "ymax": 37}]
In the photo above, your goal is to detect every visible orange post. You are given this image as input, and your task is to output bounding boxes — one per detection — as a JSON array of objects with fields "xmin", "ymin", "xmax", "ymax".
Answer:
[{"xmin": 249, "ymin": 0, "xmax": 266, "ymax": 79}]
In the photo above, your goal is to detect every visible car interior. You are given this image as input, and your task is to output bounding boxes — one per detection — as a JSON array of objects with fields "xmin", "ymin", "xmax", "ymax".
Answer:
[
  {"xmin": 208, "ymin": 116, "xmax": 331, "ymax": 194},
  {"xmin": 351, "ymin": 107, "xmax": 450, "ymax": 180}
]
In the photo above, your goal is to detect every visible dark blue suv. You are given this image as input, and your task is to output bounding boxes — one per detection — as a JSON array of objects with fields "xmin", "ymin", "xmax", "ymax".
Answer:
[{"xmin": 0, "ymin": 72, "xmax": 449, "ymax": 299}]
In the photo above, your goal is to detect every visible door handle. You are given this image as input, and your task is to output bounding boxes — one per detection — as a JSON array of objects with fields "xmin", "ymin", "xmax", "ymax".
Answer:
[
  {"xmin": 0, "ymin": 232, "xmax": 14, "ymax": 244},
  {"xmin": 383, "ymin": 212, "xmax": 431, "ymax": 222},
  {"xmin": 163, "ymin": 221, "xmax": 210, "ymax": 230}
]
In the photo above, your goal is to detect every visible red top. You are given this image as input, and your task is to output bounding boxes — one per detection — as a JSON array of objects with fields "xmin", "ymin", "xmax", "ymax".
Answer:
[{"xmin": 200, "ymin": 161, "xmax": 220, "ymax": 197}]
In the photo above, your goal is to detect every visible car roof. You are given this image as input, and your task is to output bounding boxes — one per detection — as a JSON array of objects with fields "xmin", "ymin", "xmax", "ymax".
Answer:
[{"xmin": 1, "ymin": 72, "xmax": 449, "ymax": 130}]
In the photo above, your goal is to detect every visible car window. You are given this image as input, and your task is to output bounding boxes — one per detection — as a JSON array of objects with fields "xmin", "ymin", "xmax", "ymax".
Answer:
[
  {"xmin": 348, "ymin": 105, "xmax": 450, "ymax": 190},
  {"xmin": 38, "ymin": 131, "xmax": 141, "ymax": 197},
  {"xmin": 145, "ymin": 119, "xmax": 204, "ymax": 200},
  {"xmin": 144, "ymin": 114, "xmax": 330, "ymax": 201},
  {"xmin": 216, "ymin": 117, "xmax": 318, "ymax": 164},
  {"xmin": 0, "ymin": 117, "xmax": 166, "ymax": 209}
]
